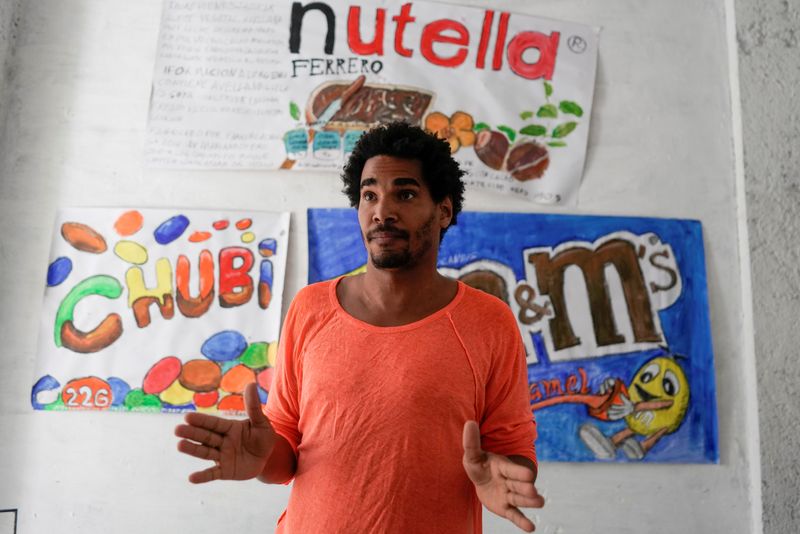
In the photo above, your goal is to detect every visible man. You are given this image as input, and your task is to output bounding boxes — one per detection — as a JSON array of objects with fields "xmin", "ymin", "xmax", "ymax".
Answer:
[{"xmin": 175, "ymin": 122, "xmax": 544, "ymax": 533}]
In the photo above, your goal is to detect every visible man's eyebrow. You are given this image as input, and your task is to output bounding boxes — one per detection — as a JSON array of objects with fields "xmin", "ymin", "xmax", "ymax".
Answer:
[
  {"xmin": 359, "ymin": 177, "xmax": 422, "ymax": 188},
  {"xmin": 393, "ymin": 177, "xmax": 421, "ymax": 187}
]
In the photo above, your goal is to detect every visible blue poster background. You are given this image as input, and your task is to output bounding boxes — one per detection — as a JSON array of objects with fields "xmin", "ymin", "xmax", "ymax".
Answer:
[{"xmin": 307, "ymin": 208, "xmax": 718, "ymax": 463}]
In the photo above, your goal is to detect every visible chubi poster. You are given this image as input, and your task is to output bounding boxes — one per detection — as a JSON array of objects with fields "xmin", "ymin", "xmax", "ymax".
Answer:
[
  {"xmin": 32, "ymin": 208, "xmax": 290, "ymax": 414},
  {"xmin": 307, "ymin": 209, "xmax": 719, "ymax": 463},
  {"xmin": 146, "ymin": 0, "xmax": 598, "ymax": 205}
]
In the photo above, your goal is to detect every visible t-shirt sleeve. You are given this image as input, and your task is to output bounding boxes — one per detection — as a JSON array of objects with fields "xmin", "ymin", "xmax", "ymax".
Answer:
[
  {"xmin": 265, "ymin": 295, "xmax": 303, "ymax": 457},
  {"xmin": 479, "ymin": 311, "xmax": 538, "ymax": 468}
]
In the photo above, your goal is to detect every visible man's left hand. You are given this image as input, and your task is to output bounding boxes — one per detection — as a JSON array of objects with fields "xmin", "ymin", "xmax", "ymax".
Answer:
[{"xmin": 462, "ymin": 420, "xmax": 545, "ymax": 532}]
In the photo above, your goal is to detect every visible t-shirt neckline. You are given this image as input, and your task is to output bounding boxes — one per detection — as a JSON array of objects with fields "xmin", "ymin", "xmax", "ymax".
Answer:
[{"xmin": 330, "ymin": 275, "xmax": 466, "ymax": 333}]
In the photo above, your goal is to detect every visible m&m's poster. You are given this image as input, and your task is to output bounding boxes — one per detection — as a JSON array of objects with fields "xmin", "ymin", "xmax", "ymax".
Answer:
[
  {"xmin": 32, "ymin": 207, "xmax": 289, "ymax": 414},
  {"xmin": 308, "ymin": 209, "xmax": 719, "ymax": 463}
]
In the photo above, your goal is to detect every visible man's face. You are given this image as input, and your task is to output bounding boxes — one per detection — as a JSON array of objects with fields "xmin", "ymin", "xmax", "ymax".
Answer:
[{"xmin": 358, "ymin": 155, "xmax": 452, "ymax": 271}]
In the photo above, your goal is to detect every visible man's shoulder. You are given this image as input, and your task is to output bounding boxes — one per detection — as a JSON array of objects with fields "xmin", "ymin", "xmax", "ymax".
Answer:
[
  {"xmin": 290, "ymin": 278, "xmax": 336, "ymax": 311},
  {"xmin": 450, "ymin": 283, "xmax": 525, "ymax": 364},
  {"xmin": 453, "ymin": 282, "xmax": 518, "ymax": 330},
  {"xmin": 281, "ymin": 279, "xmax": 339, "ymax": 340},
  {"xmin": 458, "ymin": 281, "xmax": 515, "ymax": 314}
]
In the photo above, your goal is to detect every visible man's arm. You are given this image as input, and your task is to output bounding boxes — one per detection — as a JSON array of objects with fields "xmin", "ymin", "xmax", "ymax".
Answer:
[{"xmin": 257, "ymin": 430, "xmax": 297, "ymax": 484}]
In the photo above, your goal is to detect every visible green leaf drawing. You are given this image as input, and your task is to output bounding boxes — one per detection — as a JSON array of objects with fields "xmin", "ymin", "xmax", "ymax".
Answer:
[
  {"xmin": 547, "ymin": 141, "xmax": 567, "ymax": 147},
  {"xmin": 544, "ymin": 81, "xmax": 553, "ymax": 98},
  {"xmin": 537, "ymin": 104, "xmax": 558, "ymax": 119},
  {"xmin": 474, "ymin": 122, "xmax": 490, "ymax": 132},
  {"xmin": 552, "ymin": 122, "xmax": 578, "ymax": 139},
  {"xmin": 289, "ymin": 101, "xmax": 301, "ymax": 121},
  {"xmin": 520, "ymin": 124, "xmax": 547, "ymax": 137},
  {"xmin": 558, "ymin": 101, "xmax": 584, "ymax": 117},
  {"xmin": 520, "ymin": 111, "xmax": 534, "ymax": 120},
  {"xmin": 497, "ymin": 125, "xmax": 517, "ymax": 142}
]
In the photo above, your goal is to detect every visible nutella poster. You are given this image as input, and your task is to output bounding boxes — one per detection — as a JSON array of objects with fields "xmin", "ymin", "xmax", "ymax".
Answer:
[
  {"xmin": 145, "ymin": 1, "xmax": 599, "ymax": 205},
  {"xmin": 31, "ymin": 208, "xmax": 289, "ymax": 414},
  {"xmin": 307, "ymin": 209, "xmax": 719, "ymax": 463}
]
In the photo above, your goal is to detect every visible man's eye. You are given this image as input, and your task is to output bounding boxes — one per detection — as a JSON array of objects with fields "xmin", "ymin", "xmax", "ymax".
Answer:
[
  {"xmin": 399, "ymin": 191, "xmax": 416, "ymax": 200},
  {"xmin": 363, "ymin": 191, "xmax": 376, "ymax": 201}
]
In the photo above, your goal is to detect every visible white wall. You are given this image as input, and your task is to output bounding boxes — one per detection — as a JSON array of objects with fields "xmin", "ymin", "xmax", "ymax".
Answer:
[
  {"xmin": 0, "ymin": 0, "xmax": 21, "ymax": 135},
  {"xmin": 0, "ymin": 0, "xmax": 20, "ymax": 84},
  {"xmin": 736, "ymin": 0, "xmax": 800, "ymax": 532},
  {"xmin": 0, "ymin": 0, "xmax": 761, "ymax": 532}
]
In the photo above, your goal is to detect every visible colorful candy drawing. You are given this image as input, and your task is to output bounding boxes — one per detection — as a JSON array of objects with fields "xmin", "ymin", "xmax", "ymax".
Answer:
[
  {"xmin": 307, "ymin": 208, "xmax": 718, "ymax": 463},
  {"xmin": 32, "ymin": 208, "xmax": 290, "ymax": 415},
  {"xmin": 31, "ymin": 328, "xmax": 277, "ymax": 413}
]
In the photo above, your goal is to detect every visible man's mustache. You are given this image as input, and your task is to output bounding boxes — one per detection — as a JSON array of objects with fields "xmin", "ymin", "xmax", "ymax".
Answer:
[{"xmin": 366, "ymin": 225, "xmax": 409, "ymax": 241}]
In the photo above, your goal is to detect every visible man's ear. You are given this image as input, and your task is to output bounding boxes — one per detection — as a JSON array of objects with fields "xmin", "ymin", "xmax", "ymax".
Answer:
[{"xmin": 438, "ymin": 197, "xmax": 453, "ymax": 229}]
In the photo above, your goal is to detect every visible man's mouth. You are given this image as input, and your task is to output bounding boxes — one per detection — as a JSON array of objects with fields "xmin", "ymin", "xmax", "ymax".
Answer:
[{"xmin": 367, "ymin": 227, "xmax": 408, "ymax": 242}]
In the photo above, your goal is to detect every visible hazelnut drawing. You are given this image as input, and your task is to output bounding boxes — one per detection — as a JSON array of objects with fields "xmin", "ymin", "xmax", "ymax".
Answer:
[
  {"xmin": 506, "ymin": 141, "xmax": 550, "ymax": 181},
  {"xmin": 474, "ymin": 130, "xmax": 510, "ymax": 170}
]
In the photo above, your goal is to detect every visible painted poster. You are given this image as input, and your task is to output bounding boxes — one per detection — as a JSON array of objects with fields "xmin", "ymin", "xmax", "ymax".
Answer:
[
  {"xmin": 145, "ymin": 0, "xmax": 598, "ymax": 205},
  {"xmin": 307, "ymin": 209, "xmax": 719, "ymax": 463},
  {"xmin": 32, "ymin": 208, "xmax": 290, "ymax": 414}
]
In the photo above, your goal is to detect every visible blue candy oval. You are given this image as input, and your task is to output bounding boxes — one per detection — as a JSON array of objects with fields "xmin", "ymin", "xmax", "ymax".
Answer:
[
  {"xmin": 31, "ymin": 375, "xmax": 61, "ymax": 410},
  {"xmin": 47, "ymin": 257, "xmax": 73, "ymax": 286},
  {"xmin": 154, "ymin": 215, "xmax": 190, "ymax": 245},
  {"xmin": 201, "ymin": 330, "xmax": 248, "ymax": 362},
  {"xmin": 107, "ymin": 376, "xmax": 131, "ymax": 407}
]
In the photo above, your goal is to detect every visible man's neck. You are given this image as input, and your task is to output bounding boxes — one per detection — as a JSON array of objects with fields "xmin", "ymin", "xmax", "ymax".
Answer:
[{"xmin": 338, "ymin": 262, "xmax": 458, "ymax": 327}]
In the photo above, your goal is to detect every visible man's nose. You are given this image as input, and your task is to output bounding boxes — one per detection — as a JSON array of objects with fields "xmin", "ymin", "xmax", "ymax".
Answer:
[{"xmin": 373, "ymin": 197, "xmax": 398, "ymax": 224}]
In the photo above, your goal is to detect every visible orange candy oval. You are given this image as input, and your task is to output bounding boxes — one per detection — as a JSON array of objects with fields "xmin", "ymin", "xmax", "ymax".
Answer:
[
  {"xmin": 61, "ymin": 377, "xmax": 112, "ymax": 410},
  {"xmin": 114, "ymin": 210, "xmax": 144, "ymax": 236},
  {"xmin": 218, "ymin": 394, "xmax": 245, "ymax": 412},
  {"xmin": 212, "ymin": 220, "xmax": 229, "ymax": 230},
  {"xmin": 188, "ymin": 231, "xmax": 212, "ymax": 243},
  {"xmin": 61, "ymin": 222, "xmax": 107, "ymax": 253},
  {"xmin": 235, "ymin": 218, "xmax": 252, "ymax": 230},
  {"xmin": 219, "ymin": 364, "xmax": 255, "ymax": 394}
]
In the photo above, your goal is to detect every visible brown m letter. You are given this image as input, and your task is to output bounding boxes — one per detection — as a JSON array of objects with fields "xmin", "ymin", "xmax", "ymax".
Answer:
[{"xmin": 529, "ymin": 239, "xmax": 661, "ymax": 351}]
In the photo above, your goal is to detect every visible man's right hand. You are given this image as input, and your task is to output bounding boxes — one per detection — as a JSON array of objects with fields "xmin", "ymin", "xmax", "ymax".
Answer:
[{"xmin": 175, "ymin": 382, "xmax": 277, "ymax": 483}]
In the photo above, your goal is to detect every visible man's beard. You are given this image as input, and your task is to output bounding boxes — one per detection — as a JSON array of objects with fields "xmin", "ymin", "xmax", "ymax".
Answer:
[
  {"xmin": 371, "ymin": 249, "xmax": 413, "ymax": 269},
  {"xmin": 367, "ymin": 214, "xmax": 435, "ymax": 270}
]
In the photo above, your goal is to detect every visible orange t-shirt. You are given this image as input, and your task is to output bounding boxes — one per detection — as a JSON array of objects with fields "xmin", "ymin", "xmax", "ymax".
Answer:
[{"xmin": 265, "ymin": 278, "xmax": 537, "ymax": 534}]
